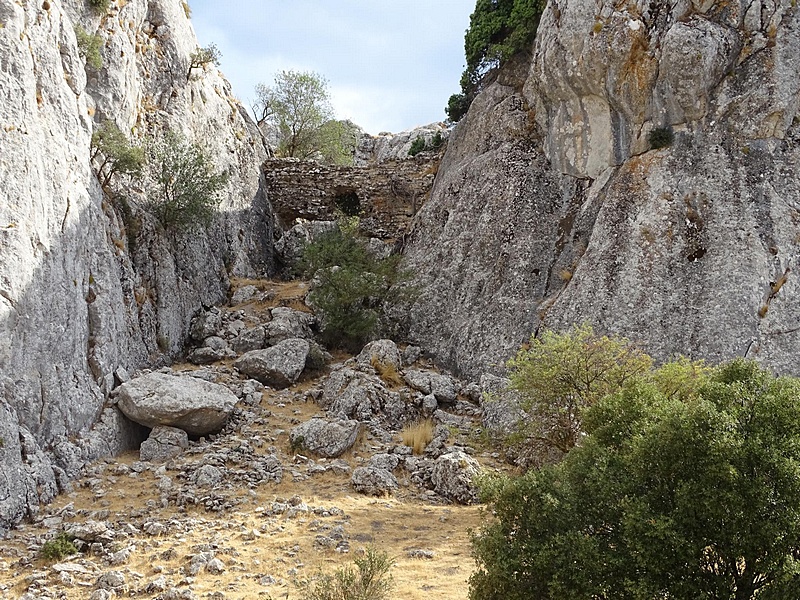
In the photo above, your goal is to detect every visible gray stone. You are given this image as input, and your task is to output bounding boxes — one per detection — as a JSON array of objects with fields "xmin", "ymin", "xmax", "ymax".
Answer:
[
  {"xmin": 421, "ymin": 394, "xmax": 438, "ymax": 415},
  {"xmin": 351, "ymin": 467, "xmax": 398, "ymax": 496},
  {"xmin": 264, "ymin": 307, "xmax": 316, "ymax": 345},
  {"xmin": 231, "ymin": 326, "xmax": 266, "ymax": 354},
  {"xmin": 231, "ymin": 285, "xmax": 259, "ymax": 304},
  {"xmin": 404, "ymin": 0, "xmax": 800, "ymax": 381},
  {"xmin": 235, "ymin": 339, "xmax": 310, "ymax": 388},
  {"xmin": 190, "ymin": 309, "xmax": 223, "ymax": 342},
  {"xmin": 187, "ymin": 346, "xmax": 232, "ymax": 365},
  {"xmin": 139, "ymin": 426, "xmax": 189, "ymax": 462},
  {"xmin": 431, "ymin": 451, "xmax": 481, "ymax": 505},
  {"xmin": 357, "ymin": 339, "xmax": 403, "ymax": 371},
  {"xmin": 95, "ymin": 570, "xmax": 125, "ymax": 591},
  {"xmin": 193, "ymin": 464, "xmax": 224, "ymax": 487},
  {"xmin": 368, "ymin": 453, "xmax": 400, "ymax": 471},
  {"xmin": 290, "ymin": 418, "xmax": 360, "ymax": 458},
  {"xmin": 116, "ymin": 372, "xmax": 237, "ymax": 436},
  {"xmin": 480, "ymin": 373, "xmax": 525, "ymax": 436}
]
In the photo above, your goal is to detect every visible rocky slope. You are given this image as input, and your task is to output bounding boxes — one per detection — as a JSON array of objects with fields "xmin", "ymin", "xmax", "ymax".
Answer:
[
  {"xmin": 0, "ymin": 0, "xmax": 273, "ymax": 532},
  {"xmin": 0, "ymin": 281, "xmax": 501, "ymax": 600},
  {"xmin": 404, "ymin": 0, "xmax": 800, "ymax": 379}
]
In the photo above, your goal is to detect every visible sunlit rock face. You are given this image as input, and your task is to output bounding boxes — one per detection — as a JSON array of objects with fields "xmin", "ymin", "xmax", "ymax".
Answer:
[
  {"xmin": 0, "ymin": 0, "xmax": 274, "ymax": 531},
  {"xmin": 404, "ymin": 0, "xmax": 800, "ymax": 379}
]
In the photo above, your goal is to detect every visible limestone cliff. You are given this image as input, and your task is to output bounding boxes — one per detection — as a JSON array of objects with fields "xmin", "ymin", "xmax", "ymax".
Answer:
[
  {"xmin": 404, "ymin": 0, "xmax": 800, "ymax": 378},
  {"xmin": 0, "ymin": 0, "xmax": 273, "ymax": 531}
]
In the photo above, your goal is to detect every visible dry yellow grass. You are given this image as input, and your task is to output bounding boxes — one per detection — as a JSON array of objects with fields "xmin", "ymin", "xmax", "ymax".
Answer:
[
  {"xmin": 401, "ymin": 419, "xmax": 434, "ymax": 455},
  {"xmin": 370, "ymin": 356, "xmax": 405, "ymax": 388}
]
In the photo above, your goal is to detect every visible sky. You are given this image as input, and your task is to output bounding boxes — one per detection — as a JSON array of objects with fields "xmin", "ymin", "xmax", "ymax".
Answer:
[{"xmin": 189, "ymin": 1, "xmax": 476, "ymax": 135}]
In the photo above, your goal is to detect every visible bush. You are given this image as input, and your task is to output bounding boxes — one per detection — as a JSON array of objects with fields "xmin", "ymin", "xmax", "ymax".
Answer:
[
  {"xmin": 299, "ymin": 547, "xmax": 394, "ymax": 600},
  {"xmin": 74, "ymin": 25, "xmax": 103, "ymax": 70},
  {"xmin": 648, "ymin": 126, "xmax": 674, "ymax": 149},
  {"xmin": 40, "ymin": 533, "xmax": 78, "ymax": 561},
  {"xmin": 187, "ymin": 43, "xmax": 221, "ymax": 80},
  {"xmin": 87, "ymin": 0, "xmax": 110, "ymax": 13},
  {"xmin": 90, "ymin": 121, "xmax": 145, "ymax": 187},
  {"xmin": 471, "ymin": 358, "xmax": 800, "ymax": 600},
  {"xmin": 408, "ymin": 136, "xmax": 426, "ymax": 156},
  {"xmin": 148, "ymin": 131, "xmax": 229, "ymax": 229},
  {"xmin": 301, "ymin": 224, "xmax": 412, "ymax": 352},
  {"xmin": 506, "ymin": 323, "xmax": 651, "ymax": 466}
]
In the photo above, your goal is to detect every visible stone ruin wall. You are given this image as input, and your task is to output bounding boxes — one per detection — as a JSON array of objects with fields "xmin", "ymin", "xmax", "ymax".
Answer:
[{"xmin": 262, "ymin": 154, "xmax": 441, "ymax": 241}]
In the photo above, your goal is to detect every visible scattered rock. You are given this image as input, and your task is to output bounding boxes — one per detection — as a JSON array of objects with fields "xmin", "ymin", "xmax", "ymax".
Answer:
[
  {"xmin": 290, "ymin": 418, "xmax": 360, "ymax": 458},
  {"xmin": 139, "ymin": 426, "xmax": 189, "ymax": 462},
  {"xmin": 234, "ymin": 339, "xmax": 310, "ymax": 388},
  {"xmin": 351, "ymin": 467, "xmax": 398, "ymax": 496},
  {"xmin": 264, "ymin": 307, "xmax": 316, "ymax": 345},
  {"xmin": 116, "ymin": 373, "xmax": 237, "ymax": 436}
]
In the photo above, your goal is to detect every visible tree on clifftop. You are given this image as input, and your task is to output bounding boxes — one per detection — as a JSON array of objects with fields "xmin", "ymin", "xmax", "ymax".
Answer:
[
  {"xmin": 447, "ymin": 0, "xmax": 546, "ymax": 122},
  {"xmin": 253, "ymin": 70, "xmax": 353, "ymax": 162}
]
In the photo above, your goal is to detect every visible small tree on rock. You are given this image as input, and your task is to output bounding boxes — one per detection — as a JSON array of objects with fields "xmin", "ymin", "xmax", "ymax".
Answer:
[
  {"xmin": 148, "ymin": 131, "xmax": 228, "ymax": 229},
  {"xmin": 90, "ymin": 121, "xmax": 145, "ymax": 187},
  {"xmin": 187, "ymin": 43, "xmax": 221, "ymax": 80}
]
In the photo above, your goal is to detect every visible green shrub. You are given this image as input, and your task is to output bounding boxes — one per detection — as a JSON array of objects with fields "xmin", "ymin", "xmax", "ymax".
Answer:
[
  {"xmin": 431, "ymin": 131, "xmax": 444, "ymax": 149},
  {"xmin": 648, "ymin": 126, "xmax": 674, "ymax": 149},
  {"xmin": 87, "ymin": 0, "xmax": 110, "ymax": 13},
  {"xmin": 90, "ymin": 121, "xmax": 145, "ymax": 187},
  {"xmin": 301, "ymin": 224, "xmax": 412, "ymax": 352},
  {"xmin": 148, "ymin": 131, "xmax": 229, "ymax": 229},
  {"xmin": 74, "ymin": 25, "xmax": 103, "ymax": 70},
  {"xmin": 40, "ymin": 533, "xmax": 78, "ymax": 561},
  {"xmin": 506, "ymin": 323, "xmax": 652, "ymax": 466},
  {"xmin": 471, "ymin": 358, "xmax": 800, "ymax": 600},
  {"xmin": 408, "ymin": 136, "xmax": 426, "ymax": 156},
  {"xmin": 299, "ymin": 547, "xmax": 394, "ymax": 600}
]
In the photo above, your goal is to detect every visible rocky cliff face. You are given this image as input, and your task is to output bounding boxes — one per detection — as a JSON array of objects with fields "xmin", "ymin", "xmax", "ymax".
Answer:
[
  {"xmin": 0, "ymin": 0, "xmax": 273, "ymax": 531},
  {"xmin": 404, "ymin": 0, "xmax": 800, "ymax": 379}
]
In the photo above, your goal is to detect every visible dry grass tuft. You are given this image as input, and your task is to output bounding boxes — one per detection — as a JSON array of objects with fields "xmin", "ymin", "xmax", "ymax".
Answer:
[
  {"xmin": 371, "ymin": 357, "xmax": 405, "ymax": 388},
  {"xmin": 401, "ymin": 419, "xmax": 434, "ymax": 455}
]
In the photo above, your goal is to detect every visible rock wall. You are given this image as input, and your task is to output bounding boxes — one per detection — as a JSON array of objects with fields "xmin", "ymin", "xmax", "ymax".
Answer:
[
  {"xmin": 0, "ymin": 0, "xmax": 273, "ymax": 531},
  {"xmin": 263, "ymin": 154, "xmax": 440, "ymax": 241},
  {"xmin": 404, "ymin": 0, "xmax": 800, "ymax": 379}
]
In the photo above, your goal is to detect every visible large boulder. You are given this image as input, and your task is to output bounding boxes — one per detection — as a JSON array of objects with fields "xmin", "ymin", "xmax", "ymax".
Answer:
[
  {"xmin": 234, "ymin": 338, "xmax": 310, "ymax": 388},
  {"xmin": 289, "ymin": 418, "xmax": 360, "ymax": 458},
  {"xmin": 431, "ymin": 451, "xmax": 481, "ymax": 505},
  {"xmin": 116, "ymin": 373, "xmax": 237, "ymax": 436}
]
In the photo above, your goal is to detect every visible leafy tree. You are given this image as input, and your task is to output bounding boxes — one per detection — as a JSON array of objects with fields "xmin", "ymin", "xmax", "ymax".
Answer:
[
  {"xmin": 74, "ymin": 25, "xmax": 103, "ymax": 70},
  {"xmin": 506, "ymin": 324, "xmax": 651, "ymax": 464},
  {"xmin": 187, "ymin": 43, "xmax": 221, "ymax": 80},
  {"xmin": 316, "ymin": 119, "xmax": 360, "ymax": 166},
  {"xmin": 148, "ymin": 131, "xmax": 228, "ymax": 229},
  {"xmin": 90, "ymin": 120, "xmax": 145, "ymax": 187},
  {"xmin": 301, "ymin": 221, "xmax": 412, "ymax": 352},
  {"xmin": 447, "ymin": 0, "xmax": 546, "ymax": 122},
  {"xmin": 253, "ymin": 70, "xmax": 337, "ymax": 160},
  {"xmin": 471, "ymin": 358, "xmax": 800, "ymax": 600}
]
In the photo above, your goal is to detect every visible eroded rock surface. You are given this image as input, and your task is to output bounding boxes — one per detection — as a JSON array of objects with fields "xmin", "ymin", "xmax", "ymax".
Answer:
[{"xmin": 405, "ymin": 0, "xmax": 800, "ymax": 378}]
